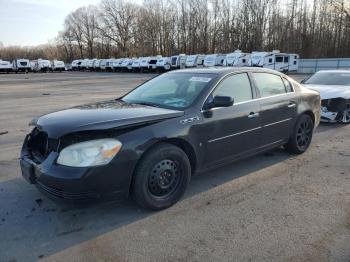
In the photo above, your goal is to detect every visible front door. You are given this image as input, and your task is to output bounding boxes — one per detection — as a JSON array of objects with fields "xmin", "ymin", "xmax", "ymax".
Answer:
[{"xmin": 197, "ymin": 73, "xmax": 262, "ymax": 167}]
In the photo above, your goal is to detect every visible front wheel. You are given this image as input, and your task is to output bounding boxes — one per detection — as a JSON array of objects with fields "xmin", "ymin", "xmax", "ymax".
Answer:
[
  {"xmin": 340, "ymin": 110, "xmax": 350, "ymax": 124},
  {"xmin": 131, "ymin": 143, "xmax": 191, "ymax": 210},
  {"xmin": 285, "ymin": 114, "xmax": 314, "ymax": 154}
]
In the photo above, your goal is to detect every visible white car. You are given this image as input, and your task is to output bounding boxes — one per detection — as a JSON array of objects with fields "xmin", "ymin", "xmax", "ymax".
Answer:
[{"xmin": 302, "ymin": 70, "xmax": 350, "ymax": 123}]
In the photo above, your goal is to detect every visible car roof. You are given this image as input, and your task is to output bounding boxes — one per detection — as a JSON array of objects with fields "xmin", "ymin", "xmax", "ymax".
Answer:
[
  {"xmin": 316, "ymin": 69, "xmax": 350, "ymax": 74},
  {"xmin": 168, "ymin": 67, "xmax": 284, "ymax": 76}
]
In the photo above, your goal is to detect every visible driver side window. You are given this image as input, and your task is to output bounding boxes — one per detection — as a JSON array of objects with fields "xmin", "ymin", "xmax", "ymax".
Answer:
[{"xmin": 212, "ymin": 73, "xmax": 253, "ymax": 103}]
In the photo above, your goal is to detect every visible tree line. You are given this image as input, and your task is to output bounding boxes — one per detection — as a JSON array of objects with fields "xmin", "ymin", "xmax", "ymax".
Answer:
[{"xmin": 1, "ymin": 0, "xmax": 349, "ymax": 62}]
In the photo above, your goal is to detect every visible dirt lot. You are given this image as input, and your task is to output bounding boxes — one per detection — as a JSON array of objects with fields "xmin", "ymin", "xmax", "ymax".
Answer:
[{"xmin": 0, "ymin": 72, "xmax": 349, "ymax": 262}]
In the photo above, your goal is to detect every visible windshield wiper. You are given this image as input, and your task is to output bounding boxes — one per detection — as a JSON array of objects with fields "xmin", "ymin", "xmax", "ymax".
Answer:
[{"xmin": 134, "ymin": 101, "xmax": 160, "ymax": 108}]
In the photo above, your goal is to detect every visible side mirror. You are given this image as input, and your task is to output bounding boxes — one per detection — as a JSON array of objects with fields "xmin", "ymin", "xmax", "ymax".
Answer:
[{"xmin": 213, "ymin": 96, "xmax": 234, "ymax": 108}]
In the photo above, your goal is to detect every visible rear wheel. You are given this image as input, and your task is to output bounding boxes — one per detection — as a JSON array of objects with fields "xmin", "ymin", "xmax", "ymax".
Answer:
[
  {"xmin": 131, "ymin": 143, "xmax": 191, "ymax": 210},
  {"xmin": 285, "ymin": 114, "xmax": 314, "ymax": 154}
]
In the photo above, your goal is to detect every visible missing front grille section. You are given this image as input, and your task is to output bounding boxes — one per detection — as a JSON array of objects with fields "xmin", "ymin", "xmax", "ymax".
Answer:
[{"xmin": 28, "ymin": 128, "xmax": 59, "ymax": 163}]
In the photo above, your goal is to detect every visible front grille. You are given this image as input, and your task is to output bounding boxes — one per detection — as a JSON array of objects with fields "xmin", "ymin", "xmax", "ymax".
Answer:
[
  {"xmin": 28, "ymin": 128, "xmax": 59, "ymax": 163},
  {"xmin": 37, "ymin": 182, "xmax": 96, "ymax": 200}
]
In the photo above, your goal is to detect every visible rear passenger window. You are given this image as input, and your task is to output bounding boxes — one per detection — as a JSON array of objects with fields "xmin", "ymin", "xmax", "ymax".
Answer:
[
  {"xmin": 282, "ymin": 78, "xmax": 294, "ymax": 92},
  {"xmin": 213, "ymin": 73, "xmax": 252, "ymax": 103},
  {"xmin": 253, "ymin": 73, "xmax": 287, "ymax": 97}
]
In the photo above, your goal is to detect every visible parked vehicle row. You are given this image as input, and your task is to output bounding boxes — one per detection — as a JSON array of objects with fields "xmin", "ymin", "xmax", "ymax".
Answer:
[
  {"xmin": 70, "ymin": 50, "xmax": 299, "ymax": 73},
  {"xmin": 0, "ymin": 59, "xmax": 66, "ymax": 73}
]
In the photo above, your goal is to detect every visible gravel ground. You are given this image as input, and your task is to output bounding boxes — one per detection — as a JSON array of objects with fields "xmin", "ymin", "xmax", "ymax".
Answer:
[{"xmin": 0, "ymin": 72, "xmax": 349, "ymax": 262}]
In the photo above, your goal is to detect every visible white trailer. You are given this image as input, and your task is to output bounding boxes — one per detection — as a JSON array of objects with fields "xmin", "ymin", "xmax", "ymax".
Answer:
[
  {"xmin": 71, "ymin": 60, "xmax": 82, "ymax": 71},
  {"xmin": 127, "ymin": 58, "xmax": 138, "ymax": 71},
  {"xmin": 203, "ymin": 54, "xmax": 226, "ymax": 67},
  {"xmin": 105, "ymin": 59, "xmax": 114, "ymax": 72},
  {"xmin": 99, "ymin": 59, "xmax": 107, "ymax": 71},
  {"xmin": 51, "ymin": 60, "xmax": 65, "ymax": 72},
  {"xmin": 287, "ymin": 54, "xmax": 299, "ymax": 72},
  {"xmin": 79, "ymin": 59, "xmax": 90, "ymax": 70},
  {"xmin": 131, "ymin": 58, "xmax": 141, "ymax": 72},
  {"xmin": 170, "ymin": 54, "xmax": 187, "ymax": 69},
  {"xmin": 224, "ymin": 50, "xmax": 251, "ymax": 67},
  {"xmin": 148, "ymin": 56, "xmax": 162, "ymax": 71},
  {"xmin": 156, "ymin": 57, "xmax": 171, "ymax": 71},
  {"xmin": 92, "ymin": 59, "xmax": 101, "ymax": 71},
  {"xmin": 30, "ymin": 59, "xmax": 49, "ymax": 72},
  {"xmin": 0, "ymin": 60, "xmax": 13, "ymax": 73},
  {"xmin": 113, "ymin": 58, "xmax": 125, "ymax": 72},
  {"xmin": 250, "ymin": 50, "xmax": 299, "ymax": 72},
  {"xmin": 185, "ymin": 55, "xmax": 205, "ymax": 68},
  {"xmin": 120, "ymin": 58, "xmax": 132, "ymax": 71},
  {"xmin": 86, "ymin": 59, "xmax": 97, "ymax": 70},
  {"xmin": 140, "ymin": 57, "xmax": 151, "ymax": 72},
  {"xmin": 12, "ymin": 59, "xmax": 31, "ymax": 72}
]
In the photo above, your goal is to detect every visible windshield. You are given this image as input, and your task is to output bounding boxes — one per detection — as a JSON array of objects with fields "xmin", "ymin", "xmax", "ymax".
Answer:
[
  {"xmin": 305, "ymin": 72, "xmax": 350, "ymax": 86},
  {"xmin": 122, "ymin": 73, "xmax": 216, "ymax": 109}
]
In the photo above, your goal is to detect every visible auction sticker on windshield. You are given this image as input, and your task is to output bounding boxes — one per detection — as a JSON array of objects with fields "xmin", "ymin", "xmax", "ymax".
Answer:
[{"xmin": 189, "ymin": 77, "xmax": 212, "ymax": 82}]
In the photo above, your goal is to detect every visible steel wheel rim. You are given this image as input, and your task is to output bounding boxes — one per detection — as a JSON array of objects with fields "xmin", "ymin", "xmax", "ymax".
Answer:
[
  {"xmin": 341, "ymin": 110, "xmax": 350, "ymax": 123},
  {"xmin": 296, "ymin": 118, "xmax": 313, "ymax": 150},
  {"xmin": 148, "ymin": 159, "xmax": 181, "ymax": 198}
]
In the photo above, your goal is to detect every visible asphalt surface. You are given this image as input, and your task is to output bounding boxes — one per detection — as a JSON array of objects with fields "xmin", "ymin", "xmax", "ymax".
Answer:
[{"xmin": 0, "ymin": 72, "xmax": 349, "ymax": 262}]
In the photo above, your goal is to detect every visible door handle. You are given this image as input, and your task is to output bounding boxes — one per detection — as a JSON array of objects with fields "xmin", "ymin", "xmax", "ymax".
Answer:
[
  {"xmin": 248, "ymin": 112, "xmax": 259, "ymax": 118},
  {"xmin": 288, "ymin": 102, "xmax": 297, "ymax": 108}
]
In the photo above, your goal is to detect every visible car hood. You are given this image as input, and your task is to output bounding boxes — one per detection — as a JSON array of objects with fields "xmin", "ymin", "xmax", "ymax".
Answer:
[
  {"xmin": 304, "ymin": 84, "xmax": 350, "ymax": 100},
  {"xmin": 33, "ymin": 100, "xmax": 184, "ymax": 138}
]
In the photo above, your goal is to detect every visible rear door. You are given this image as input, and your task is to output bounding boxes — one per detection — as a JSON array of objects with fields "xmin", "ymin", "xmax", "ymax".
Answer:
[{"xmin": 252, "ymin": 72, "xmax": 297, "ymax": 146}]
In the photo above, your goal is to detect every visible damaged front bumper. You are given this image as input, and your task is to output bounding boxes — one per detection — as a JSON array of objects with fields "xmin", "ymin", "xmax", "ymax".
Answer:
[
  {"xmin": 320, "ymin": 107, "xmax": 339, "ymax": 123},
  {"xmin": 321, "ymin": 98, "xmax": 350, "ymax": 123},
  {"xmin": 20, "ymin": 130, "xmax": 136, "ymax": 203}
]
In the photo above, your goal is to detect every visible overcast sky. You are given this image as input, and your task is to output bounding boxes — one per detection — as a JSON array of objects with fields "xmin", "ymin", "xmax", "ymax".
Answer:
[{"xmin": 0, "ymin": 0, "xmax": 101, "ymax": 46}]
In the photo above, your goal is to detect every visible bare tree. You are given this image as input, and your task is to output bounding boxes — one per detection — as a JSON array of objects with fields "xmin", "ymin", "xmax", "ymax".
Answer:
[{"xmin": 2, "ymin": 0, "xmax": 350, "ymax": 61}]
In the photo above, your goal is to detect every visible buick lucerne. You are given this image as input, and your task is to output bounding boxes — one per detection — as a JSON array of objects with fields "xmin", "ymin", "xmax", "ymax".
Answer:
[{"xmin": 20, "ymin": 68, "xmax": 321, "ymax": 210}]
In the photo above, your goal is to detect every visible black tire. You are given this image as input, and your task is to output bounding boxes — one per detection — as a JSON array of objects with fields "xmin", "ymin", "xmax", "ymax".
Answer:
[
  {"xmin": 131, "ymin": 143, "xmax": 191, "ymax": 210},
  {"xmin": 285, "ymin": 114, "xmax": 314, "ymax": 154}
]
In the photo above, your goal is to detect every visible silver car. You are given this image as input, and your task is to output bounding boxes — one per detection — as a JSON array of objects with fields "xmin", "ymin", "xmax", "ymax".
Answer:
[{"xmin": 302, "ymin": 70, "xmax": 350, "ymax": 123}]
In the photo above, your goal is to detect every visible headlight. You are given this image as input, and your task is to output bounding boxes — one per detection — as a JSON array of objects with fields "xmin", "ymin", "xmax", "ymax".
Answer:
[{"xmin": 57, "ymin": 139, "xmax": 122, "ymax": 167}]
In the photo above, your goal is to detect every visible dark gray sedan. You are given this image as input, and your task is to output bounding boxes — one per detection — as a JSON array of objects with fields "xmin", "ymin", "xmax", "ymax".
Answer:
[{"xmin": 21, "ymin": 67, "xmax": 321, "ymax": 210}]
